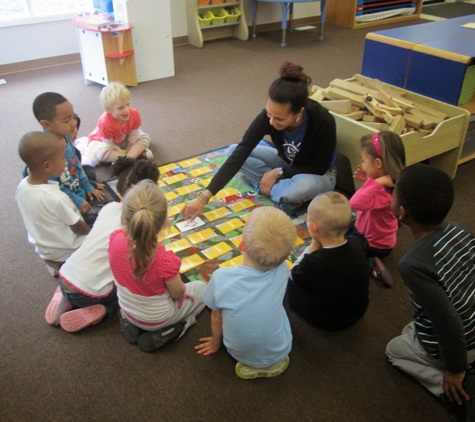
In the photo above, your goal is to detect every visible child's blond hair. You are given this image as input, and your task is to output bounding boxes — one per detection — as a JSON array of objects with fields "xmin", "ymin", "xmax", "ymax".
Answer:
[
  {"xmin": 308, "ymin": 192, "xmax": 352, "ymax": 237},
  {"xmin": 121, "ymin": 179, "xmax": 167, "ymax": 279},
  {"xmin": 242, "ymin": 206, "xmax": 297, "ymax": 271},
  {"xmin": 100, "ymin": 81, "xmax": 131, "ymax": 111}
]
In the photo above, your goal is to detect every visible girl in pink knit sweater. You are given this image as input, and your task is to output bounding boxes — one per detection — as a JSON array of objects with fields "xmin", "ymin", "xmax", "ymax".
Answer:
[{"xmin": 347, "ymin": 131, "xmax": 406, "ymax": 287}]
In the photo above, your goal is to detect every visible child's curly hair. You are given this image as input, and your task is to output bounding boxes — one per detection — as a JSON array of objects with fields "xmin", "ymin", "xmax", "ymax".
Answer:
[{"xmin": 111, "ymin": 157, "xmax": 160, "ymax": 197}]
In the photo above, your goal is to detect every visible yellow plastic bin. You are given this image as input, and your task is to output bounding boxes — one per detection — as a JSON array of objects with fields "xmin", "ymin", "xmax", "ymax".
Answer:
[
  {"xmin": 211, "ymin": 8, "xmax": 226, "ymax": 25},
  {"xmin": 224, "ymin": 6, "xmax": 241, "ymax": 23},
  {"xmin": 198, "ymin": 10, "xmax": 214, "ymax": 27}
]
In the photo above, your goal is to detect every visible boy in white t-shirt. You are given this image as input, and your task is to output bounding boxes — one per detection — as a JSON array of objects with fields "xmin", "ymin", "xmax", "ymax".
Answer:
[
  {"xmin": 15, "ymin": 132, "xmax": 90, "ymax": 264},
  {"xmin": 195, "ymin": 206, "xmax": 297, "ymax": 379}
]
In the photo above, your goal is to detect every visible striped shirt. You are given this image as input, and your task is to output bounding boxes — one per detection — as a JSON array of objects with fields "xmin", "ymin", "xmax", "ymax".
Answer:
[{"xmin": 398, "ymin": 222, "xmax": 475, "ymax": 373}]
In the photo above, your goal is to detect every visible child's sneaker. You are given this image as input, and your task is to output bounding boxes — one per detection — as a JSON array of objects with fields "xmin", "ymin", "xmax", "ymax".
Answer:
[
  {"xmin": 235, "ymin": 356, "xmax": 290, "ymax": 379},
  {"xmin": 59, "ymin": 305, "xmax": 107, "ymax": 333},
  {"xmin": 45, "ymin": 286, "xmax": 73, "ymax": 326},
  {"xmin": 119, "ymin": 309, "xmax": 142, "ymax": 344},
  {"xmin": 371, "ymin": 257, "xmax": 393, "ymax": 287},
  {"xmin": 279, "ymin": 202, "xmax": 304, "ymax": 217},
  {"xmin": 137, "ymin": 321, "xmax": 186, "ymax": 353}
]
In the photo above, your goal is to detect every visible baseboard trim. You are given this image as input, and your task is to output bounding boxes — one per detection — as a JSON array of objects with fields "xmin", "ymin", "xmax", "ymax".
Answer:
[{"xmin": 0, "ymin": 17, "xmax": 320, "ymax": 75}]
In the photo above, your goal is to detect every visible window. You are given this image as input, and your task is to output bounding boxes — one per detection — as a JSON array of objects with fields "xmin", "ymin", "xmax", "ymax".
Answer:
[{"xmin": 0, "ymin": 0, "xmax": 92, "ymax": 27}]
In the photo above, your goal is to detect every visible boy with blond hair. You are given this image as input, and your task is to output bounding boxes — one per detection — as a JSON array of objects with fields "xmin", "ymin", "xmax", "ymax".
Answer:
[
  {"xmin": 196, "ymin": 206, "xmax": 297, "ymax": 379},
  {"xmin": 16, "ymin": 132, "xmax": 90, "ymax": 264},
  {"xmin": 288, "ymin": 192, "xmax": 369, "ymax": 331}
]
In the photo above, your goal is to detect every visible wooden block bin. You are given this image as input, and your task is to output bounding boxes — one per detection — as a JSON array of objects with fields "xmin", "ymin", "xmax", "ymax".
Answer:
[{"xmin": 329, "ymin": 75, "xmax": 470, "ymax": 183}]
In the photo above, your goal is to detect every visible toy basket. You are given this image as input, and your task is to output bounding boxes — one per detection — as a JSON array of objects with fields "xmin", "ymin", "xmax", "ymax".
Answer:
[
  {"xmin": 198, "ymin": 0, "xmax": 211, "ymax": 6},
  {"xmin": 198, "ymin": 10, "xmax": 214, "ymax": 27},
  {"xmin": 211, "ymin": 8, "xmax": 227, "ymax": 25},
  {"xmin": 210, "ymin": 0, "xmax": 224, "ymax": 4},
  {"xmin": 224, "ymin": 6, "xmax": 241, "ymax": 23}
]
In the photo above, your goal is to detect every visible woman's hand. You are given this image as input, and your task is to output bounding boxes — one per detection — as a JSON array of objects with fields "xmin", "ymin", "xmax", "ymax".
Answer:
[
  {"xmin": 181, "ymin": 198, "xmax": 206, "ymax": 221},
  {"xmin": 260, "ymin": 169, "xmax": 280, "ymax": 196},
  {"xmin": 353, "ymin": 165, "xmax": 368, "ymax": 182}
]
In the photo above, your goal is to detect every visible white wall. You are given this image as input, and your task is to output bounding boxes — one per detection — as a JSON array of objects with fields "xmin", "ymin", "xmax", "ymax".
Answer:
[{"xmin": 0, "ymin": 0, "xmax": 320, "ymax": 66}]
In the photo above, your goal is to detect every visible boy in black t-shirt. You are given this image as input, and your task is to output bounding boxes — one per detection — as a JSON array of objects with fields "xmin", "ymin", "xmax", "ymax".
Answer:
[{"xmin": 287, "ymin": 191, "xmax": 369, "ymax": 331}]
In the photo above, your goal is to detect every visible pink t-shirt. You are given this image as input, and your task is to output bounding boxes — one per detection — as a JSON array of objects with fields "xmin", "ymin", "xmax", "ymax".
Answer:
[
  {"xmin": 88, "ymin": 108, "xmax": 142, "ymax": 147},
  {"xmin": 349, "ymin": 178, "xmax": 397, "ymax": 250},
  {"xmin": 109, "ymin": 229, "xmax": 181, "ymax": 326}
]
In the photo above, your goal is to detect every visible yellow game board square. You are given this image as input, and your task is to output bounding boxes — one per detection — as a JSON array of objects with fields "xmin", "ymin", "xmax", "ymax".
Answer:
[
  {"xmin": 219, "ymin": 254, "xmax": 244, "ymax": 268},
  {"xmin": 228, "ymin": 199, "xmax": 254, "ymax": 213},
  {"xmin": 175, "ymin": 184, "xmax": 201, "ymax": 196},
  {"xmin": 180, "ymin": 254, "xmax": 205, "ymax": 273},
  {"xmin": 187, "ymin": 228, "xmax": 217, "ymax": 244},
  {"xmin": 203, "ymin": 207, "xmax": 232, "ymax": 222},
  {"xmin": 201, "ymin": 242, "xmax": 233, "ymax": 260},
  {"xmin": 295, "ymin": 237, "xmax": 304, "ymax": 246},
  {"xmin": 168, "ymin": 202, "xmax": 186, "ymax": 217},
  {"xmin": 157, "ymin": 226, "xmax": 180, "ymax": 241},
  {"xmin": 216, "ymin": 218, "xmax": 245, "ymax": 234},
  {"xmin": 158, "ymin": 163, "xmax": 178, "ymax": 174},
  {"xmin": 215, "ymin": 188, "xmax": 239, "ymax": 200},
  {"xmin": 189, "ymin": 167, "xmax": 212, "ymax": 177},
  {"xmin": 230, "ymin": 234, "xmax": 242, "ymax": 248},
  {"xmin": 178, "ymin": 158, "xmax": 201, "ymax": 168},
  {"xmin": 165, "ymin": 238, "xmax": 192, "ymax": 253},
  {"xmin": 164, "ymin": 191, "xmax": 178, "ymax": 201},
  {"xmin": 162, "ymin": 173, "xmax": 187, "ymax": 185},
  {"xmin": 199, "ymin": 178, "xmax": 212, "ymax": 187}
]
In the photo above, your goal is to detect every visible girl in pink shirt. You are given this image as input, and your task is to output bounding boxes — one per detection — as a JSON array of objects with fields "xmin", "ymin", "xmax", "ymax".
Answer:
[
  {"xmin": 87, "ymin": 82, "xmax": 153, "ymax": 164},
  {"xmin": 348, "ymin": 131, "xmax": 406, "ymax": 287},
  {"xmin": 109, "ymin": 180, "xmax": 206, "ymax": 352}
]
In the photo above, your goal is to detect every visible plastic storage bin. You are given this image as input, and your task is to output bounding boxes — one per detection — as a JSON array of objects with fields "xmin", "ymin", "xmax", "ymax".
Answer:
[
  {"xmin": 211, "ymin": 0, "xmax": 224, "ymax": 4},
  {"xmin": 224, "ymin": 6, "xmax": 241, "ymax": 23},
  {"xmin": 198, "ymin": 0, "xmax": 211, "ymax": 5},
  {"xmin": 198, "ymin": 10, "xmax": 214, "ymax": 27},
  {"xmin": 211, "ymin": 8, "xmax": 226, "ymax": 25}
]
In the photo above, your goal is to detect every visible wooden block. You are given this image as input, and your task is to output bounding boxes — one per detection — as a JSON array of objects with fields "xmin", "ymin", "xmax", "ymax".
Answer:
[
  {"xmin": 411, "ymin": 101, "xmax": 448, "ymax": 121},
  {"xmin": 378, "ymin": 89, "xmax": 399, "ymax": 108},
  {"xmin": 341, "ymin": 111, "xmax": 366, "ymax": 120},
  {"xmin": 330, "ymin": 78, "xmax": 381, "ymax": 101},
  {"xmin": 391, "ymin": 96, "xmax": 415, "ymax": 111},
  {"xmin": 416, "ymin": 128, "xmax": 433, "ymax": 137},
  {"xmin": 363, "ymin": 95, "xmax": 393, "ymax": 124},
  {"xmin": 319, "ymin": 100, "xmax": 352, "ymax": 114},
  {"xmin": 408, "ymin": 108, "xmax": 439, "ymax": 129},
  {"xmin": 324, "ymin": 87, "xmax": 366, "ymax": 108},
  {"xmin": 309, "ymin": 88, "xmax": 325, "ymax": 102},
  {"xmin": 403, "ymin": 113, "xmax": 423, "ymax": 129},
  {"xmin": 362, "ymin": 115, "xmax": 384, "ymax": 122},
  {"xmin": 360, "ymin": 122, "xmax": 390, "ymax": 131},
  {"xmin": 388, "ymin": 115, "xmax": 406, "ymax": 135}
]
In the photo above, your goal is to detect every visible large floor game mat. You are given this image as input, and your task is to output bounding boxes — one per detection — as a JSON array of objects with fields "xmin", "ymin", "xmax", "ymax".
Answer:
[{"xmin": 108, "ymin": 148, "xmax": 311, "ymax": 283}]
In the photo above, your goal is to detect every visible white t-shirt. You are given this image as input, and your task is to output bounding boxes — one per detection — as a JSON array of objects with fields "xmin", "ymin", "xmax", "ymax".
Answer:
[
  {"xmin": 15, "ymin": 178, "xmax": 85, "ymax": 262},
  {"xmin": 59, "ymin": 202, "xmax": 122, "ymax": 297}
]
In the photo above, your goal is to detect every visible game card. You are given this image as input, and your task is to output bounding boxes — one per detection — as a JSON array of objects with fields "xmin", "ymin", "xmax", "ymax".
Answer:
[
  {"xmin": 157, "ymin": 226, "xmax": 180, "ymax": 241},
  {"xmin": 175, "ymin": 184, "xmax": 201, "ymax": 196},
  {"xmin": 199, "ymin": 178, "xmax": 212, "ymax": 187},
  {"xmin": 216, "ymin": 218, "xmax": 245, "ymax": 234},
  {"xmin": 163, "ymin": 173, "xmax": 187, "ymax": 185},
  {"xmin": 228, "ymin": 199, "xmax": 255, "ymax": 213},
  {"xmin": 189, "ymin": 167, "xmax": 212, "ymax": 177},
  {"xmin": 176, "ymin": 217, "xmax": 206, "ymax": 232},
  {"xmin": 159, "ymin": 163, "xmax": 178, "ymax": 174},
  {"xmin": 201, "ymin": 242, "xmax": 233, "ymax": 260},
  {"xmin": 219, "ymin": 254, "xmax": 244, "ymax": 268},
  {"xmin": 164, "ymin": 191, "xmax": 178, "ymax": 201},
  {"xmin": 240, "ymin": 213, "xmax": 250, "ymax": 222},
  {"xmin": 168, "ymin": 202, "xmax": 186, "ymax": 217},
  {"xmin": 180, "ymin": 254, "xmax": 205, "ymax": 273},
  {"xmin": 203, "ymin": 207, "xmax": 232, "ymax": 222},
  {"xmin": 165, "ymin": 238, "xmax": 192, "ymax": 253},
  {"xmin": 178, "ymin": 158, "xmax": 201, "ymax": 169},
  {"xmin": 215, "ymin": 188, "xmax": 240, "ymax": 200},
  {"xmin": 230, "ymin": 234, "xmax": 243, "ymax": 248},
  {"xmin": 187, "ymin": 228, "xmax": 217, "ymax": 244}
]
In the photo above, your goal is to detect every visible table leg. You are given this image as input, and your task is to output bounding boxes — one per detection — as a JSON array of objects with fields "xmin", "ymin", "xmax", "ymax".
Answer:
[
  {"xmin": 289, "ymin": 3, "xmax": 293, "ymax": 33},
  {"xmin": 252, "ymin": 1, "xmax": 258, "ymax": 39},
  {"xmin": 281, "ymin": 3, "xmax": 288, "ymax": 48},
  {"xmin": 319, "ymin": 0, "xmax": 326, "ymax": 41}
]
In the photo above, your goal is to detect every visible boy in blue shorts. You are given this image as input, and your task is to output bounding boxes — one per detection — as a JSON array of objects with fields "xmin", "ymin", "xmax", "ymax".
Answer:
[
  {"xmin": 386, "ymin": 164, "xmax": 475, "ymax": 421},
  {"xmin": 33, "ymin": 92, "xmax": 104, "ymax": 225},
  {"xmin": 195, "ymin": 206, "xmax": 297, "ymax": 379}
]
